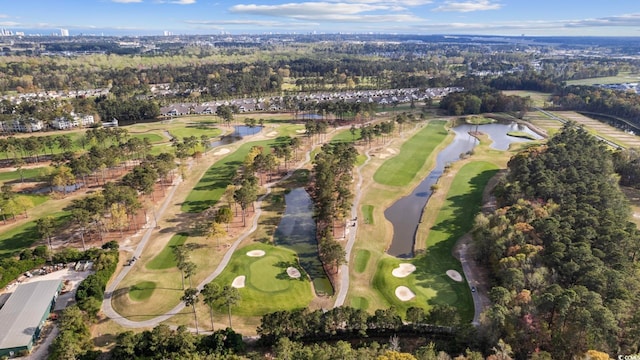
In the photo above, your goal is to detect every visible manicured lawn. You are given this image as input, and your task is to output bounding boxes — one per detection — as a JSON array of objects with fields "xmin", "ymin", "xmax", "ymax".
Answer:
[
  {"xmin": 206, "ymin": 243, "xmax": 314, "ymax": 316},
  {"xmin": 129, "ymin": 281, "xmax": 157, "ymax": 301},
  {"xmin": 182, "ymin": 138, "xmax": 289, "ymax": 213},
  {"xmin": 168, "ymin": 125, "xmax": 222, "ymax": 140},
  {"xmin": 507, "ymin": 131, "xmax": 537, "ymax": 140},
  {"xmin": 146, "ymin": 233, "xmax": 188, "ymax": 270},
  {"xmin": 373, "ymin": 121, "xmax": 448, "ymax": 187},
  {"xmin": 361, "ymin": 204, "xmax": 374, "ymax": 224},
  {"xmin": 0, "ymin": 167, "xmax": 47, "ymax": 182},
  {"xmin": 130, "ymin": 133, "xmax": 165, "ymax": 143},
  {"xmin": 354, "ymin": 249, "xmax": 370, "ymax": 274},
  {"xmin": 372, "ymin": 161, "xmax": 498, "ymax": 321},
  {"xmin": 331, "ymin": 128, "xmax": 357, "ymax": 143},
  {"xmin": 565, "ymin": 72, "xmax": 640, "ymax": 86},
  {"xmin": 465, "ymin": 115, "xmax": 495, "ymax": 125},
  {"xmin": 0, "ymin": 211, "xmax": 70, "ymax": 257},
  {"xmin": 349, "ymin": 296, "xmax": 369, "ymax": 310}
]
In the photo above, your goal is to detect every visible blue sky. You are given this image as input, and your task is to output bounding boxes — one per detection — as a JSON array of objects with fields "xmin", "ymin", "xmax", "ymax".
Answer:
[{"xmin": 1, "ymin": 0, "xmax": 639, "ymax": 36}]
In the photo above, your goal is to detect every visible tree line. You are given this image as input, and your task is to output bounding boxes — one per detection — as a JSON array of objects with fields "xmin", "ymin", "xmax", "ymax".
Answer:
[{"xmin": 473, "ymin": 123, "xmax": 640, "ymax": 358}]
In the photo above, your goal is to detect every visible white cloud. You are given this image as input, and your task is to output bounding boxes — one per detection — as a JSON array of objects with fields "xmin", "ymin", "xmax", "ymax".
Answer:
[
  {"xmin": 565, "ymin": 13, "xmax": 640, "ymax": 28},
  {"xmin": 433, "ymin": 0, "xmax": 501, "ymax": 12},
  {"xmin": 187, "ymin": 19, "xmax": 312, "ymax": 27},
  {"xmin": 170, "ymin": 0, "xmax": 196, "ymax": 4},
  {"xmin": 111, "ymin": 0, "xmax": 143, "ymax": 3},
  {"xmin": 231, "ymin": 2, "xmax": 400, "ymax": 16},
  {"xmin": 0, "ymin": 21, "xmax": 19, "ymax": 27}
]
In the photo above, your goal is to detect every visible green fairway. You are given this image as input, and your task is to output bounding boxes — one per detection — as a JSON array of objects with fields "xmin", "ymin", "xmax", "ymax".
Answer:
[
  {"xmin": 350, "ymin": 296, "xmax": 369, "ymax": 310},
  {"xmin": 330, "ymin": 128, "xmax": 357, "ymax": 143},
  {"xmin": 373, "ymin": 161, "xmax": 498, "ymax": 321},
  {"xmin": 129, "ymin": 281, "xmax": 157, "ymax": 301},
  {"xmin": 361, "ymin": 204, "xmax": 374, "ymax": 224},
  {"xmin": 182, "ymin": 138, "xmax": 289, "ymax": 213},
  {"xmin": 354, "ymin": 249, "xmax": 370, "ymax": 273},
  {"xmin": 130, "ymin": 133, "xmax": 165, "ymax": 143},
  {"xmin": 168, "ymin": 125, "xmax": 222, "ymax": 140},
  {"xmin": 566, "ymin": 72, "xmax": 640, "ymax": 86},
  {"xmin": 146, "ymin": 233, "xmax": 188, "ymax": 270},
  {"xmin": 206, "ymin": 243, "xmax": 314, "ymax": 316},
  {"xmin": 0, "ymin": 211, "xmax": 70, "ymax": 257},
  {"xmin": 373, "ymin": 121, "xmax": 448, "ymax": 187},
  {"xmin": 0, "ymin": 167, "xmax": 47, "ymax": 182}
]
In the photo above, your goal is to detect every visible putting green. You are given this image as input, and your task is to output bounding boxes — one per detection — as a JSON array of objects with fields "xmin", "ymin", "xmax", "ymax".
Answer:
[
  {"xmin": 249, "ymin": 255, "xmax": 291, "ymax": 292},
  {"xmin": 207, "ymin": 243, "xmax": 313, "ymax": 315}
]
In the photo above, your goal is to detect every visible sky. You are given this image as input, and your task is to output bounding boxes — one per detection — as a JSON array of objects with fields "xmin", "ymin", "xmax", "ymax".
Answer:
[{"xmin": 0, "ymin": 0, "xmax": 639, "ymax": 37}]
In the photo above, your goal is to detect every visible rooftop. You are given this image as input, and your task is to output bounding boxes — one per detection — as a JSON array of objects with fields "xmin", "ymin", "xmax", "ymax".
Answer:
[{"xmin": 0, "ymin": 280, "xmax": 62, "ymax": 351}]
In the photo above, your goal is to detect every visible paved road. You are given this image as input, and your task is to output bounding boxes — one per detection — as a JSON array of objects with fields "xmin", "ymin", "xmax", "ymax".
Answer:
[
  {"xmin": 102, "ymin": 145, "xmax": 313, "ymax": 328},
  {"xmin": 455, "ymin": 238, "xmax": 490, "ymax": 326},
  {"xmin": 334, "ymin": 151, "xmax": 370, "ymax": 307},
  {"xmin": 101, "ymin": 174, "xmax": 184, "ymax": 327}
]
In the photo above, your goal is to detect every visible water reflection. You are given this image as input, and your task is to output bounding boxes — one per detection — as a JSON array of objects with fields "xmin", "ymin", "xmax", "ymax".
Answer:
[{"xmin": 385, "ymin": 122, "xmax": 541, "ymax": 258}]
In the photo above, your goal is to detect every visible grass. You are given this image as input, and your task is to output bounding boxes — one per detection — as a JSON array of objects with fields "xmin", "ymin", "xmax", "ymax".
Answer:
[
  {"xmin": 361, "ymin": 204, "xmax": 374, "ymax": 225},
  {"xmin": 373, "ymin": 121, "xmax": 448, "ymax": 187},
  {"xmin": 168, "ymin": 126, "xmax": 222, "ymax": 140},
  {"xmin": 205, "ymin": 243, "xmax": 314, "ymax": 316},
  {"xmin": 371, "ymin": 162, "xmax": 497, "ymax": 321},
  {"xmin": 349, "ymin": 296, "xmax": 369, "ymax": 310},
  {"xmin": 129, "ymin": 133, "xmax": 165, "ymax": 143},
  {"xmin": 507, "ymin": 131, "xmax": 537, "ymax": 140},
  {"xmin": 565, "ymin": 72, "xmax": 640, "ymax": 86},
  {"xmin": 0, "ymin": 167, "xmax": 47, "ymax": 182},
  {"xmin": 330, "ymin": 128, "xmax": 357, "ymax": 143},
  {"xmin": 354, "ymin": 250, "xmax": 371, "ymax": 274},
  {"xmin": 129, "ymin": 281, "xmax": 157, "ymax": 301},
  {"xmin": 0, "ymin": 211, "xmax": 70, "ymax": 257},
  {"xmin": 146, "ymin": 233, "xmax": 188, "ymax": 270},
  {"xmin": 464, "ymin": 115, "xmax": 495, "ymax": 125},
  {"xmin": 502, "ymin": 90, "xmax": 552, "ymax": 108},
  {"xmin": 182, "ymin": 137, "xmax": 293, "ymax": 213}
]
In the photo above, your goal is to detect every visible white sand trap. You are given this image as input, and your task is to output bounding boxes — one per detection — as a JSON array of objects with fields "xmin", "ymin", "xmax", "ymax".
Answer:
[
  {"xmin": 392, "ymin": 263, "xmax": 416, "ymax": 278},
  {"xmin": 246, "ymin": 250, "xmax": 266, "ymax": 257},
  {"xmin": 231, "ymin": 276, "xmax": 245, "ymax": 288},
  {"xmin": 446, "ymin": 270, "xmax": 463, "ymax": 282},
  {"xmin": 387, "ymin": 148, "xmax": 398, "ymax": 154},
  {"xmin": 213, "ymin": 148, "xmax": 231, "ymax": 156},
  {"xmin": 395, "ymin": 286, "xmax": 415, "ymax": 301},
  {"xmin": 286, "ymin": 267, "xmax": 301, "ymax": 279},
  {"xmin": 266, "ymin": 131, "xmax": 278, "ymax": 137},
  {"xmin": 295, "ymin": 129, "xmax": 307, "ymax": 134}
]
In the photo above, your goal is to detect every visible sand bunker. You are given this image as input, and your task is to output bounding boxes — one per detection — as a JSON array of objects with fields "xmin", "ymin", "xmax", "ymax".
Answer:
[
  {"xmin": 246, "ymin": 250, "xmax": 266, "ymax": 257},
  {"xmin": 446, "ymin": 270, "xmax": 463, "ymax": 282},
  {"xmin": 286, "ymin": 267, "xmax": 301, "ymax": 279},
  {"xmin": 231, "ymin": 275, "xmax": 246, "ymax": 288},
  {"xmin": 295, "ymin": 129, "xmax": 307, "ymax": 134},
  {"xmin": 395, "ymin": 286, "xmax": 416, "ymax": 301},
  {"xmin": 392, "ymin": 263, "xmax": 416, "ymax": 278},
  {"xmin": 377, "ymin": 148, "xmax": 398, "ymax": 160},
  {"xmin": 213, "ymin": 148, "xmax": 231, "ymax": 156},
  {"xmin": 266, "ymin": 131, "xmax": 278, "ymax": 137}
]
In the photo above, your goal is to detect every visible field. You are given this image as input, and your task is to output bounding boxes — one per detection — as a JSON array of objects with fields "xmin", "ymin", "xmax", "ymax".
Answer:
[
  {"xmin": 565, "ymin": 72, "xmax": 640, "ymax": 86},
  {"xmin": 181, "ymin": 124, "xmax": 303, "ymax": 213},
  {"xmin": 373, "ymin": 120, "xmax": 449, "ymax": 187},
  {"xmin": 145, "ymin": 233, "xmax": 188, "ymax": 270},
  {"xmin": 202, "ymin": 243, "xmax": 314, "ymax": 316},
  {"xmin": 0, "ymin": 211, "xmax": 70, "ymax": 257},
  {"xmin": 502, "ymin": 90, "xmax": 552, "ymax": 108},
  {"xmin": 551, "ymin": 111, "xmax": 640, "ymax": 148}
]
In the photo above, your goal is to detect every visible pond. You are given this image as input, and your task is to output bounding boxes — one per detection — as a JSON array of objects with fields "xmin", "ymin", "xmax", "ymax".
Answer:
[
  {"xmin": 209, "ymin": 125, "xmax": 263, "ymax": 147},
  {"xmin": 384, "ymin": 122, "xmax": 542, "ymax": 258},
  {"xmin": 273, "ymin": 187, "xmax": 332, "ymax": 295}
]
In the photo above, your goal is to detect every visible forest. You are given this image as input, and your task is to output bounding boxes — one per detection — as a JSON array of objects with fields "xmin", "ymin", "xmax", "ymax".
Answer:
[{"xmin": 473, "ymin": 123, "xmax": 640, "ymax": 358}]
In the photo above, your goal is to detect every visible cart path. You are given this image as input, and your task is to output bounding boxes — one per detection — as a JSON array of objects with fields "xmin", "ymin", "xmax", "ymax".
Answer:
[
  {"xmin": 334, "ymin": 150, "xmax": 370, "ymax": 307},
  {"xmin": 102, "ymin": 145, "xmax": 313, "ymax": 328}
]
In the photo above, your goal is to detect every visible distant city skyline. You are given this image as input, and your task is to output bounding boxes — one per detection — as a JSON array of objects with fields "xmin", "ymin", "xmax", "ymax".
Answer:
[{"xmin": 0, "ymin": 0, "xmax": 639, "ymax": 37}]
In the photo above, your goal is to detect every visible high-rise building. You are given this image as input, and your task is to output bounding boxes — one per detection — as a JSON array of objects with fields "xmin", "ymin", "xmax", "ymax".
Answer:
[{"xmin": 60, "ymin": 28, "xmax": 69, "ymax": 37}]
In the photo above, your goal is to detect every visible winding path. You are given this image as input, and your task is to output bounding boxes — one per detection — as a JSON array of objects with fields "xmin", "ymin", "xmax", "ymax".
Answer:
[
  {"xmin": 102, "ymin": 141, "xmax": 313, "ymax": 328},
  {"xmin": 334, "ymin": 151, "xmax": 370, "ymax": 307}
]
